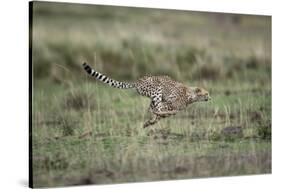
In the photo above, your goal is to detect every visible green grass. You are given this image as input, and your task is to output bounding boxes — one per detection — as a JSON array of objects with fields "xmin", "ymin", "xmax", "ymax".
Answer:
[
  {"xmin": 31, "ymin": 2, "xmax": 271, "ymax": 187},
  {"xmin": 32, "ymin": 81, "xmax": 271, "ymax": 187}
]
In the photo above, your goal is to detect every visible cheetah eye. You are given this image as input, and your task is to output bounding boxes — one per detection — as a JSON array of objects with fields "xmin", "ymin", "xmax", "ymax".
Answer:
[{"xmin": 195, "ymin": 88, "xmax": 201, "ymax": 93}]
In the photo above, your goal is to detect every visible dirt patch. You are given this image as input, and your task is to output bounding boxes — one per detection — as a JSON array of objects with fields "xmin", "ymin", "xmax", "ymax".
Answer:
[
  {"xmin": 209, "ymin": 126, "xmax": 243, "ymax": 141},
  {"xmin": 147, "ymin": 129, "xmax": 185, "ymax": 141},
  {"xmin": 72, "ymin": 177, "xmax": 96, "ymax": 186},
  {"xmin": 174, "ymin": 166, "xmax": 190, "ymax": 174},
  {"xmin": 71, "ymin": 169, "xmax": 115, "ymax": 186},
  {"xmin": 221, "ymin": 126, "xmax": 243, "ymax": 140}
]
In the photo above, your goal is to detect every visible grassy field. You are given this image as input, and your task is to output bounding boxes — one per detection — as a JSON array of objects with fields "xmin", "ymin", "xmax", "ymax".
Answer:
[{"xmin": 31, "ymin": 2, "xmax": 271, "ymax": 187}]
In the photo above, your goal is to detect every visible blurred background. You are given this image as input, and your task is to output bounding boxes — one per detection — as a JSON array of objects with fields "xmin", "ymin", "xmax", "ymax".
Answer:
[
  {"xmin": 31, "ymin": 2, "xmax": 271, "ymax": 187},
  {"xmin": 32, "ymin": 2, "xmax": 271, "ymax": 87}
]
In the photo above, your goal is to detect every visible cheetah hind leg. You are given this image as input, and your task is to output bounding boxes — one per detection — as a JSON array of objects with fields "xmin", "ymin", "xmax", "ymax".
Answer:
[{"xmin": 143, "ymin": 114, "xmax": 160, "ymax": 128}]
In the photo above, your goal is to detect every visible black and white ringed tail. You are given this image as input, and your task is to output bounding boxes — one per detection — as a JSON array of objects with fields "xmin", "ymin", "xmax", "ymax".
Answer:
[{"xmin": 82, "ymin": 62, "xmax": 135, "ymax": 89}]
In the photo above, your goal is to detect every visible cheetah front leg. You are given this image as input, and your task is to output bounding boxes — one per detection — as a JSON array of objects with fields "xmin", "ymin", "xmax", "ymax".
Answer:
[
  {"xmin": 150, "ymin": 91, "xmax": 177, "ymax": 116},
  {"xmin": 143, "ymin": 106, "xmax": 161, "ymax": 128},
  {"xmin": 143, "ymin": 102, "xmax": 177, "ymax": 128},
  {"xmin": 152, "ymin": 98, "xmax": 178, "ymax": 117},
  {"xmin": 143, "ymin": 89, "xmax": 178, "ymax": 128}
]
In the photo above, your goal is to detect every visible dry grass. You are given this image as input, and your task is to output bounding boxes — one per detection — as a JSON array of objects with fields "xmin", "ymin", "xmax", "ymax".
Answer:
[{"xmin": 31, "ymin": 2, "xmax": 271, "ymax": 187}]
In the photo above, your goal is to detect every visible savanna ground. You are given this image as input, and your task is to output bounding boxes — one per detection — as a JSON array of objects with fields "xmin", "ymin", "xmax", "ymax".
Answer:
[{"xmin": 31, "ymin": 2, "xmax": 272, "ymax": 188}]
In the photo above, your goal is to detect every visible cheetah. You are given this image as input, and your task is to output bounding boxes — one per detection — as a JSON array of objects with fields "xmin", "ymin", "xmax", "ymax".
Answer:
[{"xmin": 82, "ymin": 62, "xmax": 211, "ymax": 128}]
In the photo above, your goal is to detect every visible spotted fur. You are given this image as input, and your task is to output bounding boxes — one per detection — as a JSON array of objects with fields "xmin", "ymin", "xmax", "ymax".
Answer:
[{"xmin": 83, "ymin": 62, "xmax": 211, "ymax": 127}]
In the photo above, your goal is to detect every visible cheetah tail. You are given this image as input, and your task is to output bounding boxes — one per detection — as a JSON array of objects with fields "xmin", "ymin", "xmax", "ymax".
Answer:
[{"xmin": 82, "ymin": 62, "xmax": 135, "ymax": 89}]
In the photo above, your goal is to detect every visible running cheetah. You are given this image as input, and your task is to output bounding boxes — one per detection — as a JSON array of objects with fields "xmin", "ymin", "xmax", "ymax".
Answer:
[{"xmin": 82, "ymin": 62, "xmax": 211, "ymax": 128}]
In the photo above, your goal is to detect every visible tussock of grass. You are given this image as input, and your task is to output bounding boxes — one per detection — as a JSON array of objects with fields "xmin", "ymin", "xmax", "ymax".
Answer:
[
  {"xmin": 257, "ymin": 124, "xmax": 271, "ymax": 140},
  {"xmin": 63, "ymin": 90, "xmax": 96, "ymax": 110}
]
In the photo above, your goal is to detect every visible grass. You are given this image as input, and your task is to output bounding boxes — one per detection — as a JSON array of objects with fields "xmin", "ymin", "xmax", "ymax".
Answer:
[{"xmin": 31, "ymin": 2, "xmax": 271, "ymax": 188}]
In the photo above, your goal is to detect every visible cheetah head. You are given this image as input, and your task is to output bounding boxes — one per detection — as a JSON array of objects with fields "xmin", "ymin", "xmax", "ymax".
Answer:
[{"xmin": 191, "ymin": 87, "xmax": 211, "ymax": 102}]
